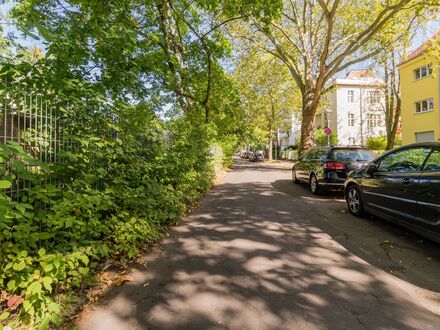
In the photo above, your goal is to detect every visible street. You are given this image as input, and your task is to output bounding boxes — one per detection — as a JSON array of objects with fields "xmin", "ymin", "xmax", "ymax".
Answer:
[{"xmin": 77, "ymin": 159, "xmax": 440, "ymax": 329}]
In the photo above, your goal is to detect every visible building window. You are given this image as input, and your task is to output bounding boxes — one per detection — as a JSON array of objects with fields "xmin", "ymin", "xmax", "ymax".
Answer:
[
  {"xmin": 367, "ymin": 90, "xmax": 380, "ymax": 104},
  {"xmin": 415, "ymin": 98, "xmax": 434, "ymax": 113},
  {"xmin": 348, "ymin": 90, "xmax": 354, "ymax": 103},
  {"xmin": 348, "ymin": 137, "xmax": 355, "ymax": 145},
  {"xmin": 414, "ymin": 64, "xmax": 433, "ymax": 80},
  {"xmin": 367, "ymin": 113, "xmax": 381, "ymax": 127},
  {"xmin": 348, "ymin": 113, "xmax": 354, "ymax": 126}
]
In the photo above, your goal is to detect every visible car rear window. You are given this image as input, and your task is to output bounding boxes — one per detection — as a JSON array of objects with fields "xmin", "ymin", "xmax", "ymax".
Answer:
[{"xmin": 329, "ymin": 149, "xmax": 375, "ymax": 161}]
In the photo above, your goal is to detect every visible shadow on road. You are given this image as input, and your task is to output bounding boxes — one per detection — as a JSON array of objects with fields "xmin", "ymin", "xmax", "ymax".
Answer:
[
  {"xmin": 78, "ymin": 178, "xmax": 440, "ymax": 329},
  {"xmin": 272, "ymin": 179, "xmax": 440, "ymax": 293}
]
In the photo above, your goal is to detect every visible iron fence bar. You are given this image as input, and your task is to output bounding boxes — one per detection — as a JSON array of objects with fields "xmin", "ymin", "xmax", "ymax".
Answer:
[{"xmin": 4, "ymin": 78, "xmax": 7, "ymax": 144}]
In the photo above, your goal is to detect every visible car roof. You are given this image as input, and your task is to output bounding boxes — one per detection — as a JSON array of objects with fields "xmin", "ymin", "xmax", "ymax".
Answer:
[
  {"xmin": 331, "ymin": 146, "xmax": 371, "ymax": 150},
  {"xmin": 311, "ymin": 145, "xmax": 371, "ymax": 151},
  {"xmin": 377, "ymin": 142, "xmax": 440, "ymax": 156},
  {"xmin": 396, "ymin": 142, "xmax": 440, "ymax": 148}
]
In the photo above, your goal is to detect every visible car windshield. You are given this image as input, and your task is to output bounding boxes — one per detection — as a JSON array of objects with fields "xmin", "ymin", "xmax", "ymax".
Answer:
[{"xmin": 329, "ymin": 149, "xmax": 375, "ymax": 162}]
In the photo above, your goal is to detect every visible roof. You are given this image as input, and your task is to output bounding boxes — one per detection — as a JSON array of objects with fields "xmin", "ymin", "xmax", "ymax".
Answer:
[
  {"xmin": 327, "ymin": 69, "xmax": 383, "ymax": 88},
  {"xmin": 346, "ymin": 69, "xmax": 375, "ymax": 79},
  {"xmin": 332, "ymin": 78, "xmax": 383, "ymax": 87},
  {"xmin": 399, "ymin": 30, "xmax": 440, "ymax": 66}
]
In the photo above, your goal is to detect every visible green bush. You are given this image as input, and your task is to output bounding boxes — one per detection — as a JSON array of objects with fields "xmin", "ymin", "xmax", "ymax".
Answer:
[
  {"xmin": 0, "ymin": 111, "xmax": 221, "ymax": 328},
  {"xmin": 284, "ymin": 145, "xmax": 298, "ymax": 151},
  {"xmin": 366, "ymin": 136, "xmax": 387, "ymax": 150}
]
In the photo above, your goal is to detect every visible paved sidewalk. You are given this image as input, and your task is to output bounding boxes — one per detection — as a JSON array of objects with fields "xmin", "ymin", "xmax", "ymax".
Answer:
[{"xmin": 77, "ymin": 160, "xmax": 440, "ymax": 329}]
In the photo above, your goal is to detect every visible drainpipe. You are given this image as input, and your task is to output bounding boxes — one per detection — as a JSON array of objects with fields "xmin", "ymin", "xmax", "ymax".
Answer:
[
  {"xmin": 438, "ymin": 63, "xmax": 440, "ymax": 141},
  {"xmin": 360, "ymin": 85, "xmax": 364, "ymax": 145}
]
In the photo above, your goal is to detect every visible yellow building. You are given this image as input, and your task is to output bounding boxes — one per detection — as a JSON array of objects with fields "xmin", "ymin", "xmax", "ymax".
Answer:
[{"xmin": 399, "ymin": 32, "xmax": 440, "ymax": 144}]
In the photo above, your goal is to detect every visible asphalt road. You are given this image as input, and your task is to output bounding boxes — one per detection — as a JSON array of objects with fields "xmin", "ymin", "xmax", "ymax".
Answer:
[{"xmin": 77, "ymin": 159, "xmax": 440, "ymax": 329}]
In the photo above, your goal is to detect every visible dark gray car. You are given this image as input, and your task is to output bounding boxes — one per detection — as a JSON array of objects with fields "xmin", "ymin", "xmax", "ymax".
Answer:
[
  {"xmin": 292, "ymin": 146, "xmax": 375, "ymax": 194},
  {"xmin": 345, "ymin": 142, "xmax": 440, "ymax": 244}
]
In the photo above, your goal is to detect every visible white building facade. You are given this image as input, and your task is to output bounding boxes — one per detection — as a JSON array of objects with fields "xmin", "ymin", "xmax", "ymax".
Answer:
[
  {"xmin": 316, "ymin": 70, "xmax": 386, "ymax": 146},
  {"xmin": 278, "ymin": 112, "xmax": 301, "ymax": 149}
]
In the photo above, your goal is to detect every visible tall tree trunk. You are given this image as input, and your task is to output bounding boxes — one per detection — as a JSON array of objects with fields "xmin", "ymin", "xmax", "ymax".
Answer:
[
  {"xmin": 385, "ymin": 53, "xmax": 401, "ymax": 150},
  {"xmin": 299, "ymin": 89, "xmax": 318, "ymax": 156},
  {"xmin": 268, "ymin": 136, "xmax": 273, "ymax": 161},
  {"xmin": 384, "ymin": 61, "xmax": 393, "ymax": 150},
  {"xmin": 267, "ymin": 123, "xmax": 273, "ymax": 161},
  {"xmin": 387, "ymin": 96, "xmax": 401, "ymax": 150},
  {"xmin": 157, "ymin": 0, "xmax": 192, "ymax": 112}
]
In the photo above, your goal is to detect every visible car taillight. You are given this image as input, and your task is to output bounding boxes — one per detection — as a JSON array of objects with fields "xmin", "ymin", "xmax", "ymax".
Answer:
[{"xmin": 323, "ymin": 161, "xmax": 346, "ymax": 170}]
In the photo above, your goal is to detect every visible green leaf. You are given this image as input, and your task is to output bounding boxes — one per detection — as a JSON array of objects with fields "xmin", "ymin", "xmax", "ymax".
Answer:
[
  {"xmin": 38, "ymin": 248, "xmax": 46, "ymax": 256},
  {"xmin": 37, "ymin": 232, "xmax": 52, "ymax": 240},
  {"xmin": 27, "ymin": 281, "xmax": 42, "ymax": 295},
  {"xmin": 23, "ymin": 299, "xmax": 34, "ymax": 315},
  {"xmin": 16, "ymin": 204, "xmax": 26, "ymax": 213},
  {"xmin": 0, "ymin": 311, "xmax": 10, "ymax": 321},
  {"xmin": 41, "ymin": 262, "xmax": 54, "ymax": 273},
  {"xmin": 38, "ymin": 315, "xmax": 51, "ymax": 330},
  {"xmin": 79, "ymin": 267, "xmax": 89, "ymax": 276},
  {"xmin": 5, "ymin": 141, "xmax": 24, "ymax": 153},
  {"xmin": 23, "ymin": 29, "xmax": 40, "ymax": 40},
  {"xmin": 7, "ymin": 280, "xmax": 16, "ymax": 291},
  {"xmin": 79, "ymin": 255, "xmax": 89, "ymax": 265},
  {"xmin": 13, "ymin": 261, "xmax": 25, "ymax": 271},
  {"xmin": 42, "ymin": 277, "xmax": 53, "ymax": 291},
  {"xmin": 48, "ymin": 302, "xmax": 60, "ymax": 314},
  {"xmin": 0, "ymin": 180, "xmax": 11, "ymax": 189}
]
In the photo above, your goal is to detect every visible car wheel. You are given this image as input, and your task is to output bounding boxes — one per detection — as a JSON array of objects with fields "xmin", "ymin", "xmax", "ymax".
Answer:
[
  {"xmin": 309, "ymin": 174, "xmax": 321, "ymax": 195},
  {"xmin": 292, "ymin": 169, "xmax": 299, "ymax": 183},
  {"xmin": 346, "ymin": 184, "xmax": 365, "ymax": 217}
]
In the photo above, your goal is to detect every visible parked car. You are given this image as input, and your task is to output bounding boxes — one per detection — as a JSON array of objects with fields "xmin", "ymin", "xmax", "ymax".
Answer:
[
  {"xmin": 250, "ymin": 150, "xmax": 265, "ymax": 162},
  {"xmin": 292, "ymin": 146, "xmax": 376, "ymax": 194},
  {"xmin": 344, "ymin": 142, "xmax": 440, "ymax": 243}
]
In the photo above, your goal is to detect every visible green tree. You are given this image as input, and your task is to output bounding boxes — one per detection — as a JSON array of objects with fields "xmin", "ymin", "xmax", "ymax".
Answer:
[
  {"xmin": 233, "ymin": 0, "xmax": 437, "ymax": 155},
  {"xmin": 373, "ymin": 13, "xmax": 438, "ymax": 150},
  {"xmin": 235, "ymin": 50, "xmax": 300, "ymax": 159}
]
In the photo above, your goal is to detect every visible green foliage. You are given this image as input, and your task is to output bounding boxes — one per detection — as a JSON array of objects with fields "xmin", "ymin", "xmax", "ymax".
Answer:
[
  {"xmin": 0, "ymin": 111, "xmax": 222, "ymax": 328},
  {"xmin": 315, "ymin": 128, "xmax": 338, "ymax": 146},
  {"xmin": 366, "ymin": 136, "xmax": 387, "ymax": 150},
  {"xmin": 1, "ymin": 1, "xmax": 247, "ymax": 328},
  {"xmin": 284, "ymin": 145, "xmax": 298, "ymax": 151}
]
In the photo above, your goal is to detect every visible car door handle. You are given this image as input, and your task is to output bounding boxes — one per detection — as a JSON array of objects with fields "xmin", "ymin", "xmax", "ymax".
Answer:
[{"xmin": 402, "ymin": 178, "xmax": 414, "ymax": 185}]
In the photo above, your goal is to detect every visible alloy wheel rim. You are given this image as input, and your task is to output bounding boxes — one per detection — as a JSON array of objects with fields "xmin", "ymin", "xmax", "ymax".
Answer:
[
  {"xmin": 348, "ymin": 188, "xmax": 360, "ymax": 212},
  {"xmin": 310, "ymin": 176, "xmax": 317, "ymax": 192}
]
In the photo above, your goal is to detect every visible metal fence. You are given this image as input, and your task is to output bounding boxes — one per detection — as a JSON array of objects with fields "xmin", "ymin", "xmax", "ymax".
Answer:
[{"xmin": 0, "ymin": 79, "xmax": 73, "ymax": 199}]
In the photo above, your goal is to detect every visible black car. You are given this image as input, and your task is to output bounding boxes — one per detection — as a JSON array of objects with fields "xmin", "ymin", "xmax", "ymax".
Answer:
[
  {"xmin": 345, "ymin": 142, "xmax": 440, "ymax": 244},
  {"xmin": 292, "ymin": 146, "xmax": 376, "ymax": 194}
]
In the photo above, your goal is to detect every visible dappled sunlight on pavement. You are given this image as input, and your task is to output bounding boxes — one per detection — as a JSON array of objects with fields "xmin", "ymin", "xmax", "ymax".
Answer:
[{"xmin": 77, "ymin": 161, "xmax": 440, "ymax": 330}]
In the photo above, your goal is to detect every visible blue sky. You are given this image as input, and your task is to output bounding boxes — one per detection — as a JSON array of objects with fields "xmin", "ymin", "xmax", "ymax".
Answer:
[{"xmin": 1, "ymin": 1, "xmax": 45, "ymax": 49}]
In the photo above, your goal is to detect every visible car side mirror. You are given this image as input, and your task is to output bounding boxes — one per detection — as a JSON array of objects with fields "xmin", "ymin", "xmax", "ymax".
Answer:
[{"xmin": 366, "ymin": 163, "xmax": 378, "ymax": 175}]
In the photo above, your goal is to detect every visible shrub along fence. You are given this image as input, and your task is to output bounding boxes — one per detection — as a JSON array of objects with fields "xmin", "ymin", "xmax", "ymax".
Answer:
[
  {"xmin": 0, "ymin": 77, "xmax": 221, "ymax": 328},
  {"xmin": 280, "ymin": 149, "xmax": 298, "ymax": 160}
]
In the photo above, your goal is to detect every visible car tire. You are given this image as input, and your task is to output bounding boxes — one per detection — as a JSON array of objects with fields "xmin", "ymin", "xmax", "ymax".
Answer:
[
  {"xmin": 346, "ymin": 184, "xmax": 365, "ymax": 217},
  {"xmin": 292, "ymin": 169, "xmax": 299, "ymax": 183},
  {"xmin": 309, "ymin": 174, "xmax": 321, "ymax": 195}
]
